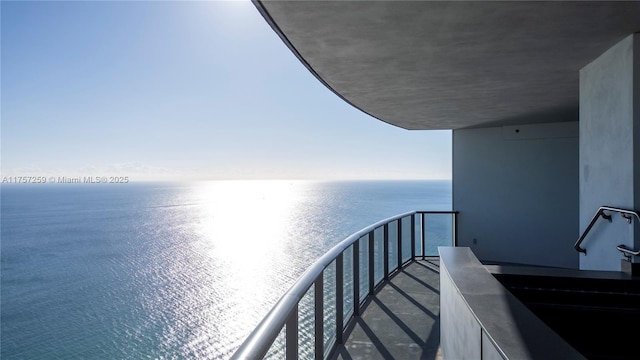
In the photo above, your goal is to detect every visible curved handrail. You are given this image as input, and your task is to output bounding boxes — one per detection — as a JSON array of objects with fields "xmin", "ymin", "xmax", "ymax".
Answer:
[
  {"xmin": 231, "ymin": 211, "xmax": 416, "ymax": 360},
  {"xmin": 574, "ymin": 206, "xmax": 640, "ymax": 254},
  {"xmin": 231, "ymin": 210, "xmax": 457, "ymax": 359}
]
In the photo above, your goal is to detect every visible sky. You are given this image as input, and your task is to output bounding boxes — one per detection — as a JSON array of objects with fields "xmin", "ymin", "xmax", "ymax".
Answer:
[{"xmin": 1, "ymin": 0, "xmax": 451, "ymax": 181}]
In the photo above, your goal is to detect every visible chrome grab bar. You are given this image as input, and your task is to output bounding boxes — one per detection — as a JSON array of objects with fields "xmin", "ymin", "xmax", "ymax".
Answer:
[
  {"xmin": 575, "ymin": 206, "xmax": 640, "ymax": 254},
  {"xmin": 617, "ymin": 244, "xmax": 640, "ymax": 258}
]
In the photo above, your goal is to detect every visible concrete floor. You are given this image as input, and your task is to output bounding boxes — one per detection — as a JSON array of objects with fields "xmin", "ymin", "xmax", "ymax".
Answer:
[{"xmin": 333, "ymin": 259, "xmax": 442, "ymax": 360}]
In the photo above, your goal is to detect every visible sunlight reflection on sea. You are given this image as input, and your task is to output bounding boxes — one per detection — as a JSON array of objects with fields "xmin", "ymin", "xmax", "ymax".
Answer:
[{"xmin": 0, "ymin": 180, "xmax": 450, "ymax": 359}]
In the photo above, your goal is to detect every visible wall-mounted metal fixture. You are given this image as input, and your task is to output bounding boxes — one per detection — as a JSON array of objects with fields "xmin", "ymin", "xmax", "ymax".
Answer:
[
  {"xmin": 616, "ymin": 244, "xmax": 640, "ymax": 260},
  {"xmin": 574, "ymin": 206, "xmax": 639, "ymax": 254}
]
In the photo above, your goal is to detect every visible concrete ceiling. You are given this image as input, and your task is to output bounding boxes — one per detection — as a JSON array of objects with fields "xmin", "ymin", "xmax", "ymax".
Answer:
[{"xmin": 255, "ymin": 1, "xmax": 640, "ymax": 130}]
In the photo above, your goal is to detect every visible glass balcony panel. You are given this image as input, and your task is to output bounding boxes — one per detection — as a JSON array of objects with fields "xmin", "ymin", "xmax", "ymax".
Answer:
[
  {"xmin": 374, "ymin": 227, "xmax": 384, "ymax": 285},
  {"xmin": 416, "ymin": 214, "xmax": 423, "ymax": 256},
  {"xmin": 323, "ymin": 260, "xmax": 336, "ymax": 356},
  {"xmin": 298, "ymin": 285, "xmax": 315, "ymax": 359},
  {"xmin": 343, "ymin": 245, "xmax": 354, "ymax": 321},
  {"xmin": 401, "ymin": 216, "xmax": 412, "ymax": 263},
  {"xmin": 387, "ymin": 221, "xmax": 398, "ymax": 272},
  {"xmin": 424, "ymin": 213, "xmax": 454, "ymax": 256},
  {"xmin": 359, "ymin": 235, "xmax": 369, "ymax": 302}
]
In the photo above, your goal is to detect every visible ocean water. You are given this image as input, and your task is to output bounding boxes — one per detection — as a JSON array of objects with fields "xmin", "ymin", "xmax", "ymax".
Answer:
[{"xmin": 1, "ymin": 180, "xmax": 451, "ymax": 359}]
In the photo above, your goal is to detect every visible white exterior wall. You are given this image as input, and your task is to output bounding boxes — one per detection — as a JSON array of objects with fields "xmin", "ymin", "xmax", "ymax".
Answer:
[
  {"xmin": 453, "ymin": 122, "xmax": 579, "ymax": 268},
  {"xmin": 579, "ymin": 34, "xmax": 640, "ymax": 271}
]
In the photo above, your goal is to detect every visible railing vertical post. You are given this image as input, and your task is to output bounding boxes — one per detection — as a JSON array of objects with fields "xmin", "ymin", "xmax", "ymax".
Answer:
[
  {"xmin": 421, "ymin": 212, "xmax": 426, "ymax": 259},
  {"xmin": 286, "ymin": 304, "xmax": 298, "ymax": 360},
  {"xmin": 353, "ymin": 240, "xmax": 360, "ymax": 316},
  {"xmin": 411, "ymin": 214, "xmax": 416, "ymax": 261},
  {"xmin": 383, "ymin": 224, "xmax": 389, "ymax": 279},
  {"xmin": 368, "ymin": 231, "xmax": 374, "ymax": 295},
  {"xmin": 314, "ymin": 276, "xmax": 324, "ymax": 360},
  {"xmin": 453, "ymin": 212, "xmax": 458, "ymax": 247},
  {"xmin": 397, "ymin": 219, "xmax": 402, "ymax": 269},
  {"xmin": 336, "ymin": 253, "xmax": 344, "ymax": 345}
]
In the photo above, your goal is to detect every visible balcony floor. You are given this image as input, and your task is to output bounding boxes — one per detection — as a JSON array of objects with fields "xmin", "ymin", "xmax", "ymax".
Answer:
[{"xmin": 333, "ymin": 259, "xmax": 442, "ymax": 360}]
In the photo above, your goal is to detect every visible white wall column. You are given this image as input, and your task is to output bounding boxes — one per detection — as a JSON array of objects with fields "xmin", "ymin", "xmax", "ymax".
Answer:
[
  {"xmin": 453, "ymin": 122, "xmax": 579, "ymax": 268},
  {"xmin": 579, "ymin": 33, "xmax": 640, "ymax": 271}
]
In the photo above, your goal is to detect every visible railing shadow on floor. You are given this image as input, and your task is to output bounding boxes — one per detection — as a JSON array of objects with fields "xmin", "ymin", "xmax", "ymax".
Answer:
[{"xmin": 333, "ymin": 259, "xmax": 442, "ymax": 360}]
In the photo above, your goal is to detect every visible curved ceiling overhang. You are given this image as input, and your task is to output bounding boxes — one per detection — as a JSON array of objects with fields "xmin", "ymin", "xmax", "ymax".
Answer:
[{"xmin": 254, "ymin": 0, "xmax": 640, "ymax": 130}]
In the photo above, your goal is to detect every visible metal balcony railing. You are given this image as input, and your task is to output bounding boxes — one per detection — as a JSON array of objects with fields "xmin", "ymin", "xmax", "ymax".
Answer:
[{"xmin": 231, "ymin": 210, "xmax": 458, "ymax": 360}]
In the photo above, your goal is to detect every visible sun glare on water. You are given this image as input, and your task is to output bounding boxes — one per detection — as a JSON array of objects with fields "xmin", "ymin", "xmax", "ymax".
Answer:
[
  {"xmin": 195, "ymin": 180, "xmax": 300, "ymax": 265},
  {"xmin": 188, "ymin": 180, "xmax": 307, "ymax": 355}
]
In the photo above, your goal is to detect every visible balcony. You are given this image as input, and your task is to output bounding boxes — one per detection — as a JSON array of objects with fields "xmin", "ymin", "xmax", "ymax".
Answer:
[
  {"xmin": 231, "ymin": 211, "xmax": 456, "ymax": 359},
  {"xmin": 232, "ymin": 210, "xmax": 633, "ymax": 359}
]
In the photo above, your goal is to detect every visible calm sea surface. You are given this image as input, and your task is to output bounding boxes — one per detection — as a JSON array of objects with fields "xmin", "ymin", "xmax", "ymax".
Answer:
[{"xmin": 1, "ymin": 180, "xmax": 451, "ymax": 359}]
